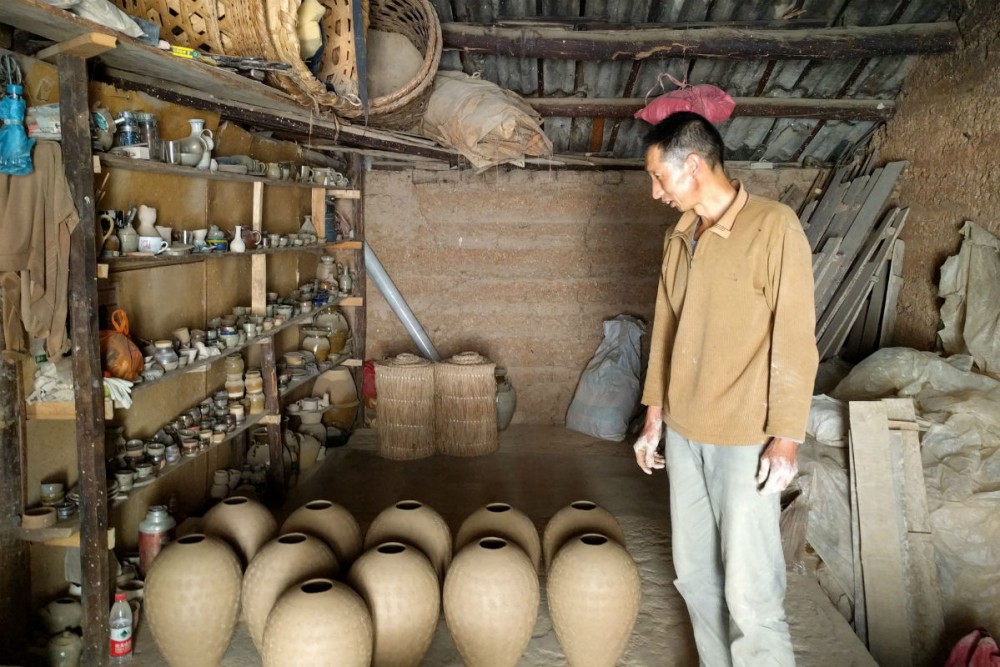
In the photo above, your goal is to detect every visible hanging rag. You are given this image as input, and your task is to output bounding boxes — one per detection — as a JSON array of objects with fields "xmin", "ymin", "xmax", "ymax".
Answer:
[
  {"xmin": 634, "ymin": 72, "xmax": 736, "ymax": 126},
  {"xmin": 0, "ymin": 55, "xmax": 34, "ymax": 176},
  {"xmin": 0, "ymin": 141, "xmax": 79, "ymax": 359}
]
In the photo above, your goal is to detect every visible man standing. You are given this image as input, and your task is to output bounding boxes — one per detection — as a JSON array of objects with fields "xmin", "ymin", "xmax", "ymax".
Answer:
[{"xmin": 634, "ymin": 112, "xmax": 818, "ymax": 667}]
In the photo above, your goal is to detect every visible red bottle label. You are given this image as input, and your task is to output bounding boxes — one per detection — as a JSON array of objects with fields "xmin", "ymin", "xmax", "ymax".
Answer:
[{"xmin": 110, "ymin": 634, "xmax": 132, "ymax": 657}]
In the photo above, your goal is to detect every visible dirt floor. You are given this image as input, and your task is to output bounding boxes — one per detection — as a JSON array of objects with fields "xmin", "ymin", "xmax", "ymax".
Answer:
[{"xmin": 130, "ymin": 425, "xmax": 876, "ymax": 666}]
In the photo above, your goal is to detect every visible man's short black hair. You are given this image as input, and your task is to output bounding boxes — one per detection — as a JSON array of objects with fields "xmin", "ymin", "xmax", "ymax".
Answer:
[{"xmin": 643, "ymin": 111, "xmax": 725, "ymax": 170}]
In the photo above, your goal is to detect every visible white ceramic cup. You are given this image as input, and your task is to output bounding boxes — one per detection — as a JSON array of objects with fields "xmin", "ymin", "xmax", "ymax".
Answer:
[{"xmin": 138, "ymin": 236, "xmax": 168, "ymax": 253}]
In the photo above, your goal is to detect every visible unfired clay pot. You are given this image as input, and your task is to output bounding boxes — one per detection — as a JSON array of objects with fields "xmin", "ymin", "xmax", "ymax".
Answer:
[
  {"xmin": 455, "ymin": 502, "xmax": 541, "ymax": 572},
  {"xmin": 347, "ymin": 542, "xmax": 440, "ymax": 667},
  {"xmin": 443, "ymin": 537, "xmax": 539, "ymax": 667},
  {"xmin": 542, "ymin": 500, "xmax": 626, "ymax": 571},
  {"xmin": 364, "ymin": 500, "xmax": 452, "ymax": 579},
  {"xmin": 144, "ymin": 534, "xmax": 242, "ymax": 667},
  {"xmin": 203, "ymin": 495, "xmax": 278, "ymax": 566},
  {"xmin": 242, "ymin": 533, "xmax": 339, "ymax": 652},
  {"xmin": 280, "ymin": 499, "xmax": 363, "ymax": 566},
  {"xmin": 262, "ymin": 578, "xmax": 373, "ymax": 667},
  {"xmin": 547, "ymin": 533, "xmax": 641, "ymax": 667}
]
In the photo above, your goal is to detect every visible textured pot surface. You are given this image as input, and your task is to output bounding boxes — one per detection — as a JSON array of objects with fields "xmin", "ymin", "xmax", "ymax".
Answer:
[
  {"xmin": 347, "ymin": 542, "xmax": 440, "ymax": 667},
  {"xmin": 203, "ymin": 495, "xmax": 278, "ymax": 566},
  {"xmin": 454, "ymin": 503, "xmax": 541, "ymax": 571},
  {"xmin": 280, "ymin": 499, "xmax": 363, "ymax": 565},
  {"xmin": 364, "ymin": 500, "xmax": 453, "ymax": 579},
  {"xmin": 144, "ymin": 534, "xmax": 243, "ymax": 667},
  {"xmin": 443, "ymin": 537, "xmax": 539, "ymax": 667},
  {"xmin": 262, "ymin": 578, "xmax": 373, "ymax": 667},
  {"xmin": 242, "ymin": 533, "xmax": 338, "ymax": 652},
  {"xmin": 542, "ymin": 500, "xmax": 626, "ymax": 570},
  {"xmin": 547, "ymin": 534, "xmax": 641, "ymax": 667}
]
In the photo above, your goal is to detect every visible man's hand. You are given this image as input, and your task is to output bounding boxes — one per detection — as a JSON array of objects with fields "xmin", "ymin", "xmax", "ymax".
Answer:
[
  {"xmin": 634, "ymin": 407, "xmax": 666, "ymax": 475},
  {"xmin": 755, "ymin": 437, "xmax": 799, "ymax": 495}
]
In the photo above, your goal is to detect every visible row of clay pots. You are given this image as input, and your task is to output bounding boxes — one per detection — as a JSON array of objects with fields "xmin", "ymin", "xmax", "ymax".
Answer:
[{"xmin": 143, "ymin": 496, "xmax": 639, "ymax": 667}]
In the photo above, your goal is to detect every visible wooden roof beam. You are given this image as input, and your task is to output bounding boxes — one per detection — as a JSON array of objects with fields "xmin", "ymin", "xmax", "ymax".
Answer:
[
  {"xmin": 442, "ymin": 21, "xmax": 959, "ymax": 61},
  {"xmin": 529, "ymin": 97, "xmax": 895, "ymax": 122}
]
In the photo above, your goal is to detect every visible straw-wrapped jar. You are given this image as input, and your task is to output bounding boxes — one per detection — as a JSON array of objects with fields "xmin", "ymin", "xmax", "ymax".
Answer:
[
  {"xmin": 375, "ymin": 353, "xmax": 436, "ymax": 460},
  {"xmin": 434, "ymin": 352, "xmax": 497, "ymax": 457}
]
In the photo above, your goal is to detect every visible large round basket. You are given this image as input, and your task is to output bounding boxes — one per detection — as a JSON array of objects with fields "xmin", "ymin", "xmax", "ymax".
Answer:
[
  {"xmin": 374, "ymin": 353, "xmax": 436, "ymax": 460},
  {"xmin": 434, "ymin": 352, "xmax": 497, "ymax": 457},
  {"xmin": 112, "ymin": 0, "xmax": 225, "ymax": 52}
]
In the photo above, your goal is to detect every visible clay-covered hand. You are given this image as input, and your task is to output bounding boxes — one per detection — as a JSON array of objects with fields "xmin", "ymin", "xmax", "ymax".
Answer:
[
  {"xmin": 633, "ymin": 418, "xmax": 665, "ymax": 475},
  {"xmin": 756, "ymin": 437, "xmax": 799, "ymax": 495}
]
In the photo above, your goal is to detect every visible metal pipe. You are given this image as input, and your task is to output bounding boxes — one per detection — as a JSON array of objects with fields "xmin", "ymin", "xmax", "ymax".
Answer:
[{"xmin": 364, "ymin": 242, "xmax": 441, "ymax": 361}]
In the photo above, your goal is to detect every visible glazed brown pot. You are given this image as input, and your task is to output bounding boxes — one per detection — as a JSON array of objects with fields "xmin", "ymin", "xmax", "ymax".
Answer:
[
  {"xmin": 242, "ymin": 533, "xmax": 339, "ymax": 652},
  {"xmin": 364, "ymin": 500, "xmax": 452, "ymax": 579},
  {"xmin": 144, "ymin": 534, "xmax": 242, "ymax": 667},
  {"xmin": 443, "ymin": 537, "xmax": 539, "ymax": 667},
  {"xmin": 203, "ymin": 495, "xmax": 278, "ymax": 567},
  {"xmin": 262, "ymin": 578, "xmax": 373, "ymax": 667},
  {"xmin": 541, "ymin": 500, "xmax": 626, "ymax": 571},
  {"xmin": 280, "ymin": 499, "xmax": 363, "ymax": 566},
  {"xmin": 347, "ymin": 542, "xmax": 440, "ymax": 667},
  {"xmin": 454, "ymin": 502, "xmax": 541, "ymax": 572},
  {"xmin": 547, "ymin": 533, "xmax": 641, "ymax": 667}
]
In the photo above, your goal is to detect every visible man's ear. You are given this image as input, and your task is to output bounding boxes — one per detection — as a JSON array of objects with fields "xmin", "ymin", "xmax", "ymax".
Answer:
[{"xmin": 684, "ymin": 152, "xmax": 701, "ymax": 178}]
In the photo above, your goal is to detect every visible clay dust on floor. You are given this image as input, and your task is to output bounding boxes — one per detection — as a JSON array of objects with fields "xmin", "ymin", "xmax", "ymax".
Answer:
[{"xmin": 131, "ymin": 425, "xmax": 875, "ymax": 666}]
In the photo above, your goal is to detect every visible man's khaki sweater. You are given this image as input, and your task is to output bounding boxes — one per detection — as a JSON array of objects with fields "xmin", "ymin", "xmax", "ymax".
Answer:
[{"xmin": 641, "ymin": 182, "xmax": 818, "ymax": 445}]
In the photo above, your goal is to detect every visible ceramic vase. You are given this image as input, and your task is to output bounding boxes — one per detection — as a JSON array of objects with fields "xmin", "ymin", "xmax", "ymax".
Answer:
[
  {"xmin": 39, "ymin": 597, "xmax": 83, "ymax": 635},
  {"xmin": 144, "ymin": 534, "xmax": 242, "ymax": 667},
  {"xmin": 364, "ymin": 500, "xmax": 453, "ymax": 579},
  {"xmin": 280, "ymin": 499, "xmax": 363, "ymax": 566},
  {"xmin": 542, "ymin": 500, "xmax": 626, "ymax": 571},
  {"xmin": 230, "ymin": 225, "xmax": 246, "ymax": 253},
  {"xmin": 136, "ymin": 204, "xmax": 158, "ymax": 237},
  {"xmin": 46, "ymin": 631, "xmax": 82, "ymax": 667},
  {"xmin": 496, "ymin": 383, "xmax": 516, "ymax": 431},
  {"xmin": 443, "ymin": 537, "xmax": 539, "ymax": 667},
  {"xmin": 262, "ymin": 578, "xmax": 373, "ymax": 667},
  {"xmin": 242, "ymin": 533, "xmax": 339, "ymax": 652},
  {"xmin": 547, "ymin": 534, "xmax": 641, "ymax": 667},
  {"xmin": 454, "ymin": 503, "xmax": 540, "ymax": 572},
  {"xmin": 347, "ymin": 542, "xmax": 440, "ymax": 667},
  {"xmin": 203, "ymin": 495, "xmax": 278, "ymax": 566}
]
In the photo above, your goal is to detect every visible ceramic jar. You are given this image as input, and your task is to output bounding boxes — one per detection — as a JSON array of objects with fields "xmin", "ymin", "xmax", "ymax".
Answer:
[
  {"xmin": 144, "ymin": 534, "xmax": 242, "ymax": 667},
  {"xmin": 262, "ymin": 579, "xmax": 373, "ymax": 667},
  {"xmin": 117, "ymin": 220, "xmax": 138, "ymax": 253},
  {"xmin": 247, "ymin": 392, "xmax": 265, "ymax": 415},
  {"xmin": 225, "ymin": 373, "xmax": 245, "ymax": 399},
  {"xmin": 301, "ymin": 327, "xmax": 332, "ymax": 362},
  {"xmin": 281, "ymin": 499, "xmax": 363, "ymax": 566},
  {"xmin": 443, "ymin": 537, "xmax": 539, "ymax": 667},
  {"xmin": 317, "ymin": 256, "xmax": 337, "ymax": 286},
  {"xmin": 242, "ymin": 533, "xmax": 338, "ymax": 652},
  {"xmin": 46, "ymin": 631, "xmax": 82, "ymax": 667},
  {"xmin": 547, "ymin": 534, "xmax": 641, "ymax": 667},
  {"xmin": 202, "ymin": 495, "xmax": 278, "ymax": 566},
  {"xmin": 347, "ymin": 542, "xmax": 440, "ymax": 667},
  {"xmin": 223, "ymin": 354, "xmax": 244, "ymax": 376},
  {"xmin": 364, "ymin": 500, "xmax": 452, "ymax": 580},
  {"xmin": 39, "ymin": 597, "xmax": 83, "ymax": 635},
  {"xmin": 153, "ymin": 344, "xmax": 179, "ymax": 372},
  {"xmin": 244, "ymin": 370, "xmax": 263, "ymax": 393},
  {"xmin": 495, "ymin": 371, "xmax": 516, "ymax": 432},
  {"xmin": 542, "ymin": 500, "xmax": 626, "ymax": 571},
  {"xmin": 455, "ymin": 503, "xmax": 540, "ymax": 572}
]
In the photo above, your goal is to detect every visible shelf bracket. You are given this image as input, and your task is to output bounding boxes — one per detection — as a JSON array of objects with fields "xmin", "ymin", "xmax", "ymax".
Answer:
[{"xmin": 36, "ymin": 33, "xmax": 116, "ymax": 62}]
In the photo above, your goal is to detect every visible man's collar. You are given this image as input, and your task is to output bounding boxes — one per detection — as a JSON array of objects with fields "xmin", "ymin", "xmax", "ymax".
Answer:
[{"xmin": 674, "ymin": 181, "xmax": 749, "ymax": 239}]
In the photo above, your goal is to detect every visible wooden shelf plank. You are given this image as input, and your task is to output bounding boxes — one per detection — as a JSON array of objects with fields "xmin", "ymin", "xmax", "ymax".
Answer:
[
  {"xmin": 326, "ymin": 240, "xmax": 363, "ymax": 250},
  {"xmin": 36, "ymin": 32, "xmax": 116, "ymax": 62},
  {"xmin": 339, "ymin": 297, "xmax": 363, "ymax": 307},
  {"xmin": 97, "ymin": 154, "xmax": 361, "ymax": 197},
  {"xmin": 103, "ymin": 244, "xmax": 325, "ymax": 273},
  {"xmin": 25, "ymin": 402, "xmax": 76, "ymax": 420}
]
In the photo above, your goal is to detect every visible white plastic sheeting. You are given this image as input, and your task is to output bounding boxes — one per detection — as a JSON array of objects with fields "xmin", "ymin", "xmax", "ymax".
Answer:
[{"xmin": 800, "ymin": 348, "xmax": 1000, "ymax": 639}]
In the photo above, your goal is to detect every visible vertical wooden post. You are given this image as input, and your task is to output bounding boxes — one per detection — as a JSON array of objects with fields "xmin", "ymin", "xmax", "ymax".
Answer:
[
  {"xmin": 311, "ymin": 187, "xmax": 327, "ymax": 242},
  {"xmin": 259, "ymin": 338, "xmax": 285, "ymax": 504},
  {"xmin": 251, "ymin": 181, "xmax": 266, "ymax": 317},
  {"xmin": 0, "ymin": 314, "xmax": 29, "ymax": 664},
  {"xmin": 59, "ymin": 53, "xmax": 110, "ymax": 667},
  {"xmin": 348, "ymin": 155, "xmax": 366, "ymax": 424}
]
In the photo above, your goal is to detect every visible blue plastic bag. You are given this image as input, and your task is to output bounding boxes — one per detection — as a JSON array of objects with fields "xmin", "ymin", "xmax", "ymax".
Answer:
[{"xmin": 0, "ymin": 85, "xmax": 35, "ymax": 176}]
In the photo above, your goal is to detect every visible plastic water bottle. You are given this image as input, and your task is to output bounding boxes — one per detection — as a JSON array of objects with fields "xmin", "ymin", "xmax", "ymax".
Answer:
[{"xmin": 109, "ymin": 592, "xmax": 133, "ymax": 663}]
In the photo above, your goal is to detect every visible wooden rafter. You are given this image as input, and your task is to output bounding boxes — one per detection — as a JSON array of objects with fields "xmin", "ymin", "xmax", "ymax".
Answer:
[
  {"xmin": 442, "ymin": 21, "xmax": 959, "ymax": 61},
  {"xmin": 528, "ymin": 96, "xmax": 895, "ymax": 121}
]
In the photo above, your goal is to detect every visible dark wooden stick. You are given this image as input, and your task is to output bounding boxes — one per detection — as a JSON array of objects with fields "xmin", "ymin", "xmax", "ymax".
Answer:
[
  {"xmin": 348, "ymin": 154, "xmax": 367, "ymax": 426},
  {"xmin": 259, "ymin": 338, "xmax": 285, "ymax": 504},
  {"xmin": 528, "ymin": 96, "xmax": 895, "ymax": 121}
]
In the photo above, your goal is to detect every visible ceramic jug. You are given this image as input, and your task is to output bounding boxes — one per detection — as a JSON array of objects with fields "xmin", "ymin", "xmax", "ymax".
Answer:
[
  {"xmin": 240, "ymin": 226, "xmax": 262, "ymax": 250},
  {"xmin": 117, "ymin": 216, "xmax": 139, "ymax": 254}
]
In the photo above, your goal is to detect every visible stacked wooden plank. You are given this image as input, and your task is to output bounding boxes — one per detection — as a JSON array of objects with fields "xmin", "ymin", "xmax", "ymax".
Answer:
[
  {"xmin": 800, "ymin": 161, "xmax": 908, "ymax": 360},
  {"xmin": 847, "ymin": 399, "xmax": 944, "ymax": 667}
]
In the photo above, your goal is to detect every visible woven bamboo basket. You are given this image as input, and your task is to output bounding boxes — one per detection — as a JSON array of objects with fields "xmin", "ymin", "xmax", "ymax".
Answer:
[
  {"xmin": 374, "ymin": 354, "xmax": 436, "ymax": 461},
  {"xmin": 113, "ymin": 0, "xmax": 225, "ymax": 52},
  {"xmin": 316, "ymin": 0, "xmax": 368, "ymax": 101},
  {"xmin": 216, "ymin": 0, "xmax": 277, "ymax": 58},
  {"xmin": 434, "ymin": 352, "xmax": 497, "ymax": 457}
]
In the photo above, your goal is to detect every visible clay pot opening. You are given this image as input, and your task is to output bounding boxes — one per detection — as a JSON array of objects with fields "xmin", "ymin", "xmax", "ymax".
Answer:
[
  {"xmin": 305, "ymin": 500, "xmax": 333, "ymax": 510},
  {"xmin": 486, "ymin": 503, "xmax": 511, "ymax": 513},
  {"xmin": 279, "ymin": 533, "xmax": 307, "ymax": 545},
  {"xmin": 178, "ymin": 534, "xmax": 206, "ymax": 545},
  {"xmin": 223, "ymin": 497, "xmax": 249, "ymax": 506},
  {"xmin": 580, "ymin": 534, "xmax": 608, "ymax": 546},
  {"xmin": 377, "ymin": 543, "xmax": 406, "ymax": 555},
  {"xmin": 479, "ymin": 538, "xmax": 508, "ymax": 550},
  {"xmin": 570, "ymin": 501, "xmax": 597, "ymax": 511},
  {"xmin": 25, "ymin": 508, "xmax": 51, "ymax": 516},
  {"xmin": 301, "ymin": 580, "xmax": 334, "ymax": 594},
  {"xmin": 396, "ymin": 500, "xmax": 423, "ymax": 511},
  {"xmin": 55, "ymin": 598, "xmax": 76, "ymax": 605}
]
